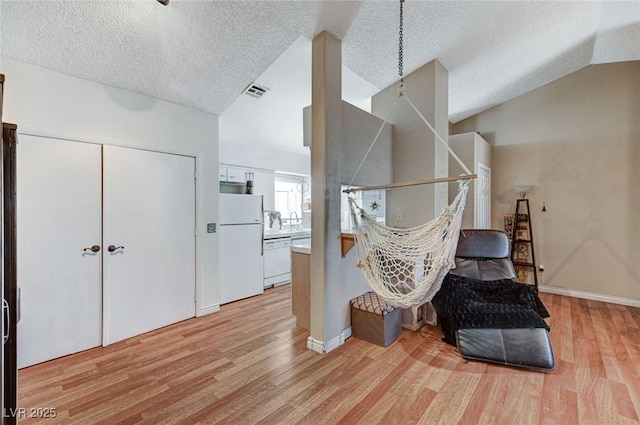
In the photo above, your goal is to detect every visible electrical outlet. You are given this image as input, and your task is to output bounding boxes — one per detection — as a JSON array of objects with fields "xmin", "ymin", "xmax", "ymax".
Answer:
[{"xmin": 538, "ymin": 264, "xmax": 545, "ymax": 272}]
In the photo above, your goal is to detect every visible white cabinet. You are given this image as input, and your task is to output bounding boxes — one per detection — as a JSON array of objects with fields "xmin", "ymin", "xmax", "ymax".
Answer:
[
  {"xmin": 219, "ymin": 163, "xmax": 275, "ymax": 210},
  {"xmin": 219, "ymin": 167, "xmax": 228, "ymax": 182},
  {"xmin": 226, "ymin": 166, "xmax": 246, "ymax": 183},
  {"xmin": 252, "ymin": 169, "xmax": 275, "ymax": 210},
  {"xmin": 219, "ymin": 165, "xmax": 250, "ymax": 183}
]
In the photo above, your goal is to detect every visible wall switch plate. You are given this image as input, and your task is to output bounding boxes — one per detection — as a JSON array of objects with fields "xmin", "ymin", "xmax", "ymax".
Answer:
[{"xmin": 207, "ymin": 223, "xmax": 216, "ymax": 233}]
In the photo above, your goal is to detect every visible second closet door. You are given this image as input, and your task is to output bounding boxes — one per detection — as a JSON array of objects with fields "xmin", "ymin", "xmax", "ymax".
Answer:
[{"xmin": 102, "ymin": 146, "xmax": 196, "ymax": 345}]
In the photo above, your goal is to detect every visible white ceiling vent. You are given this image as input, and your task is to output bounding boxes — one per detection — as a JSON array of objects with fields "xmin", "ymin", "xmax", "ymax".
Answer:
[{"xmin": 242, "ymin": 83, "xmax": 269, "ymax": 98}]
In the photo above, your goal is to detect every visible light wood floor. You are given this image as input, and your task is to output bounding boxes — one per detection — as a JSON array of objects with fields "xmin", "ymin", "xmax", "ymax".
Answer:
[{"xmin": 18, "ymin": 285, "xmax": 640, "ymax": 425}]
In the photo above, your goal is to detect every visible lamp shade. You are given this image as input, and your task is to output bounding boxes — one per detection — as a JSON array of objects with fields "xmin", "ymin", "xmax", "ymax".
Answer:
[{"xmin": 513, "ymin": 185, "xmax": 533, "ymax": 198}]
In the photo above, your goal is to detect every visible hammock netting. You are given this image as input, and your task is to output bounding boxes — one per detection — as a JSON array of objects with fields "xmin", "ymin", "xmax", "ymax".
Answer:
[{"xmin": 348, "ymin": 179, "xmax": 470, "ymax": 308}]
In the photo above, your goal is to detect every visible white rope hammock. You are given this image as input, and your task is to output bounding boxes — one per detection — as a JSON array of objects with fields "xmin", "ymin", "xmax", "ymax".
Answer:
[
  {"xmin": 348, "ymin": 179, "xmax": 469, "ymax": 308},
  {"xmin": 343, "ymin": 1, "xmax": 475, "ymax": 309},
  {"xmin": 345, "ymin": 89, "xmax": 474, "ymax": 308}
]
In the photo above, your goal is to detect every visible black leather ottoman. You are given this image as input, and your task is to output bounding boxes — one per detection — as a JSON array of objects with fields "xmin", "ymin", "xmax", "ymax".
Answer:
[{"xmin": 456, "ymin": 328, "xmax": 555, "ymax": 371}]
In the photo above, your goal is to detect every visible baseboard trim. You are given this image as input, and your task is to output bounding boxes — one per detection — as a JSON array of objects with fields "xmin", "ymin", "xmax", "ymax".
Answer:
[
  {"xmin": 198, "ymin": 304, "xmax": 220, "ymax": 316},
  {"xmin": 539, "ymin": 285, "xmax": 640, "ymax": 308},
  {"xmin": 341, "ymin": 327, "xmax": 352, "ymax": 342},
  {"xmin": 307, "ymin": 327, "xmax": 352, "ymax": 354}
]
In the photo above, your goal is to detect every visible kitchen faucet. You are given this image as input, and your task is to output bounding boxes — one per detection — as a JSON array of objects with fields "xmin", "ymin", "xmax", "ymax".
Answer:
[{"xmin": 289, "ymin": 211, "xmax": 299, "ymax": 230}]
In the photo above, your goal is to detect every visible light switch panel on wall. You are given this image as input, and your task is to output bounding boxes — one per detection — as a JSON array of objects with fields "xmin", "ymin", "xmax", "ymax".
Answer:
[{"xmin": 207, "ymin": 223, "xmax": 216, "ymax": 233}]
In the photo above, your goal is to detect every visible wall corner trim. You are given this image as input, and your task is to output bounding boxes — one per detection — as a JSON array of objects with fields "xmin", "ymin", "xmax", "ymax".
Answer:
[{"xmin": 307, "ymin": 327, "xmax": 352, "ymax": 354}]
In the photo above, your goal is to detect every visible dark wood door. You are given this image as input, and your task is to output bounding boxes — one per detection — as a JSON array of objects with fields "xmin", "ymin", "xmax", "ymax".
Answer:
[
  {"xmin": 2, "ymin": 123, "xmax": 18, "ymax": 425},
  {"xmin": 0, "ymin": 72, "xmax": 4, "ymax": 425},
  {"xmin": 2, "ymin": 72, "xmax": 18, "ymax": 425}
]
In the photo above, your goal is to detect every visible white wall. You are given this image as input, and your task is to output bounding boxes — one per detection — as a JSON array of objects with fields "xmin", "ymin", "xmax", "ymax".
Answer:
[
  {"xmin": 219, "ymin": 138, "xmax": 310, "ymax": 175},
  {"xmin": 1, "ymin": 58, "xmax": 220, "ymax": 315}
]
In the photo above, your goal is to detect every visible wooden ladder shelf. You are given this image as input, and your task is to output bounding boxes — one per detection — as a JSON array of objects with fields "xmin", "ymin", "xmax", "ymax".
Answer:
[{"xmin": 510, "ymin": 198, "xmax": 539, "ymax": 290}]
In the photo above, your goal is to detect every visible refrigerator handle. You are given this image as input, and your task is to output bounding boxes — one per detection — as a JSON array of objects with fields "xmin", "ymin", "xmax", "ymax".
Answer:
[{"xmin": 261, "ymin": 225, "xmax": 264, "ymax": 256}]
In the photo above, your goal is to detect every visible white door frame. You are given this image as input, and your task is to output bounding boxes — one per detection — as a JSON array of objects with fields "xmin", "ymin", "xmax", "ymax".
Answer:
[{"xmin": 475, "ymin": 162, "xmax": 492, "ymax": 229}]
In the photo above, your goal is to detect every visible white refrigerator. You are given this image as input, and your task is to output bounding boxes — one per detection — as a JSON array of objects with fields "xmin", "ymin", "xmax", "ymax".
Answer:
[{"xmin": 219, "ymin": 194, "xmax": 264, "ymax": 304}]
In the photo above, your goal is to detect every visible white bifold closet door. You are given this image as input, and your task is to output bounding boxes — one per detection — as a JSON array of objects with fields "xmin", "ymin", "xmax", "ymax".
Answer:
[
  {"xmin": 17, "ymin": 136, "xmax": 103, "ymax": 368},
  {"xmin": 102, "ymin": 146, "xmax": 196, "ymax": 345},
  {"xmin": 17, "ymin": 138, "xmax": 196, "ymax": 368}
]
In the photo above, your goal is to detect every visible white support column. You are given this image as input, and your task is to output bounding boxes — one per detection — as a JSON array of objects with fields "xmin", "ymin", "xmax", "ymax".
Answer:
[{"xmin": 308, "ymin": 31, "xmax": 344, "ymax": 353}]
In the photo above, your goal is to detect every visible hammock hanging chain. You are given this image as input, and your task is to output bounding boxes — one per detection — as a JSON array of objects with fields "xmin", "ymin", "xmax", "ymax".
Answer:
[{"xmin": 398, "ymin": 0, "xmax": 404, "ymax": 80}]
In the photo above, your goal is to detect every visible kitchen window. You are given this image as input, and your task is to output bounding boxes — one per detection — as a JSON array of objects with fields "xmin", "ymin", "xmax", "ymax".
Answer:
[{"xmin": 274, "ymin": 173, "xmax": 310, "ymax": 227}]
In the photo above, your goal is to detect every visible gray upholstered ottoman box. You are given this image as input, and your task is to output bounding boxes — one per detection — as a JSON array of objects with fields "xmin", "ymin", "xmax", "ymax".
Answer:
[{"xmin": 350, "ymin": 292, "xmax": 402, "ymax": 347}]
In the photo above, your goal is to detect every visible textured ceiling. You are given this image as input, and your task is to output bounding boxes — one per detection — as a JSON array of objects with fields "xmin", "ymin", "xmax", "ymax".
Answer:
[
  {"xmin": 2, "ymin": 1, "xmax": 640, "ymax": 152},
  {"xmin": 219, "ymin": 36, "xmax": 381, "ymax": 155}
]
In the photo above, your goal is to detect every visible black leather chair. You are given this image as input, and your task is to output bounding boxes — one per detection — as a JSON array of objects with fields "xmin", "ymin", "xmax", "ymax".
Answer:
[
  {"xmin": 449, "ymin": 229, "xmax": 516, "ymax": 281},
  {"xmin": 433, "ymin": 229, "xmax": 555, "ymax": 371}
]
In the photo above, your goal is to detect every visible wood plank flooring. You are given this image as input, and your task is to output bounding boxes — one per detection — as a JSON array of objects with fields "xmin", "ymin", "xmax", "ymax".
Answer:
[{"xmin": 17, "ymin": 285, "xmax": 640, "ymax": 424}]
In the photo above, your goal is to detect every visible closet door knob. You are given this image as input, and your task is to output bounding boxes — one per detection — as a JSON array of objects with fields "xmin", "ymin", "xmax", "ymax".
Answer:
[
  {"xmin": 107, "ymin": 245, "xmax": 124, "ymax": 252},
  {"xmin": 83, "ymin": 245, "xmax": 101, "ymax": 252}
]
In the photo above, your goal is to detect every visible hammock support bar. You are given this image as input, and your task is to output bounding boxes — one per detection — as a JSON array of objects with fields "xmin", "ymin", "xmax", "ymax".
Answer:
[{"xmin": 343, "ymin": 174, "xmax": 477, "ymax": 194}]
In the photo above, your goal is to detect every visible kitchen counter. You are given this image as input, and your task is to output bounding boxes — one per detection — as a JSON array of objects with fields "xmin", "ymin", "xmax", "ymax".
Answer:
[
  {"xmin": 291, "ymin": 240, "xmax": 311, "ymax": 254},
  {"xmin": 264, "ymin": 228, "xmax": 311, "ymax": 240}
]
